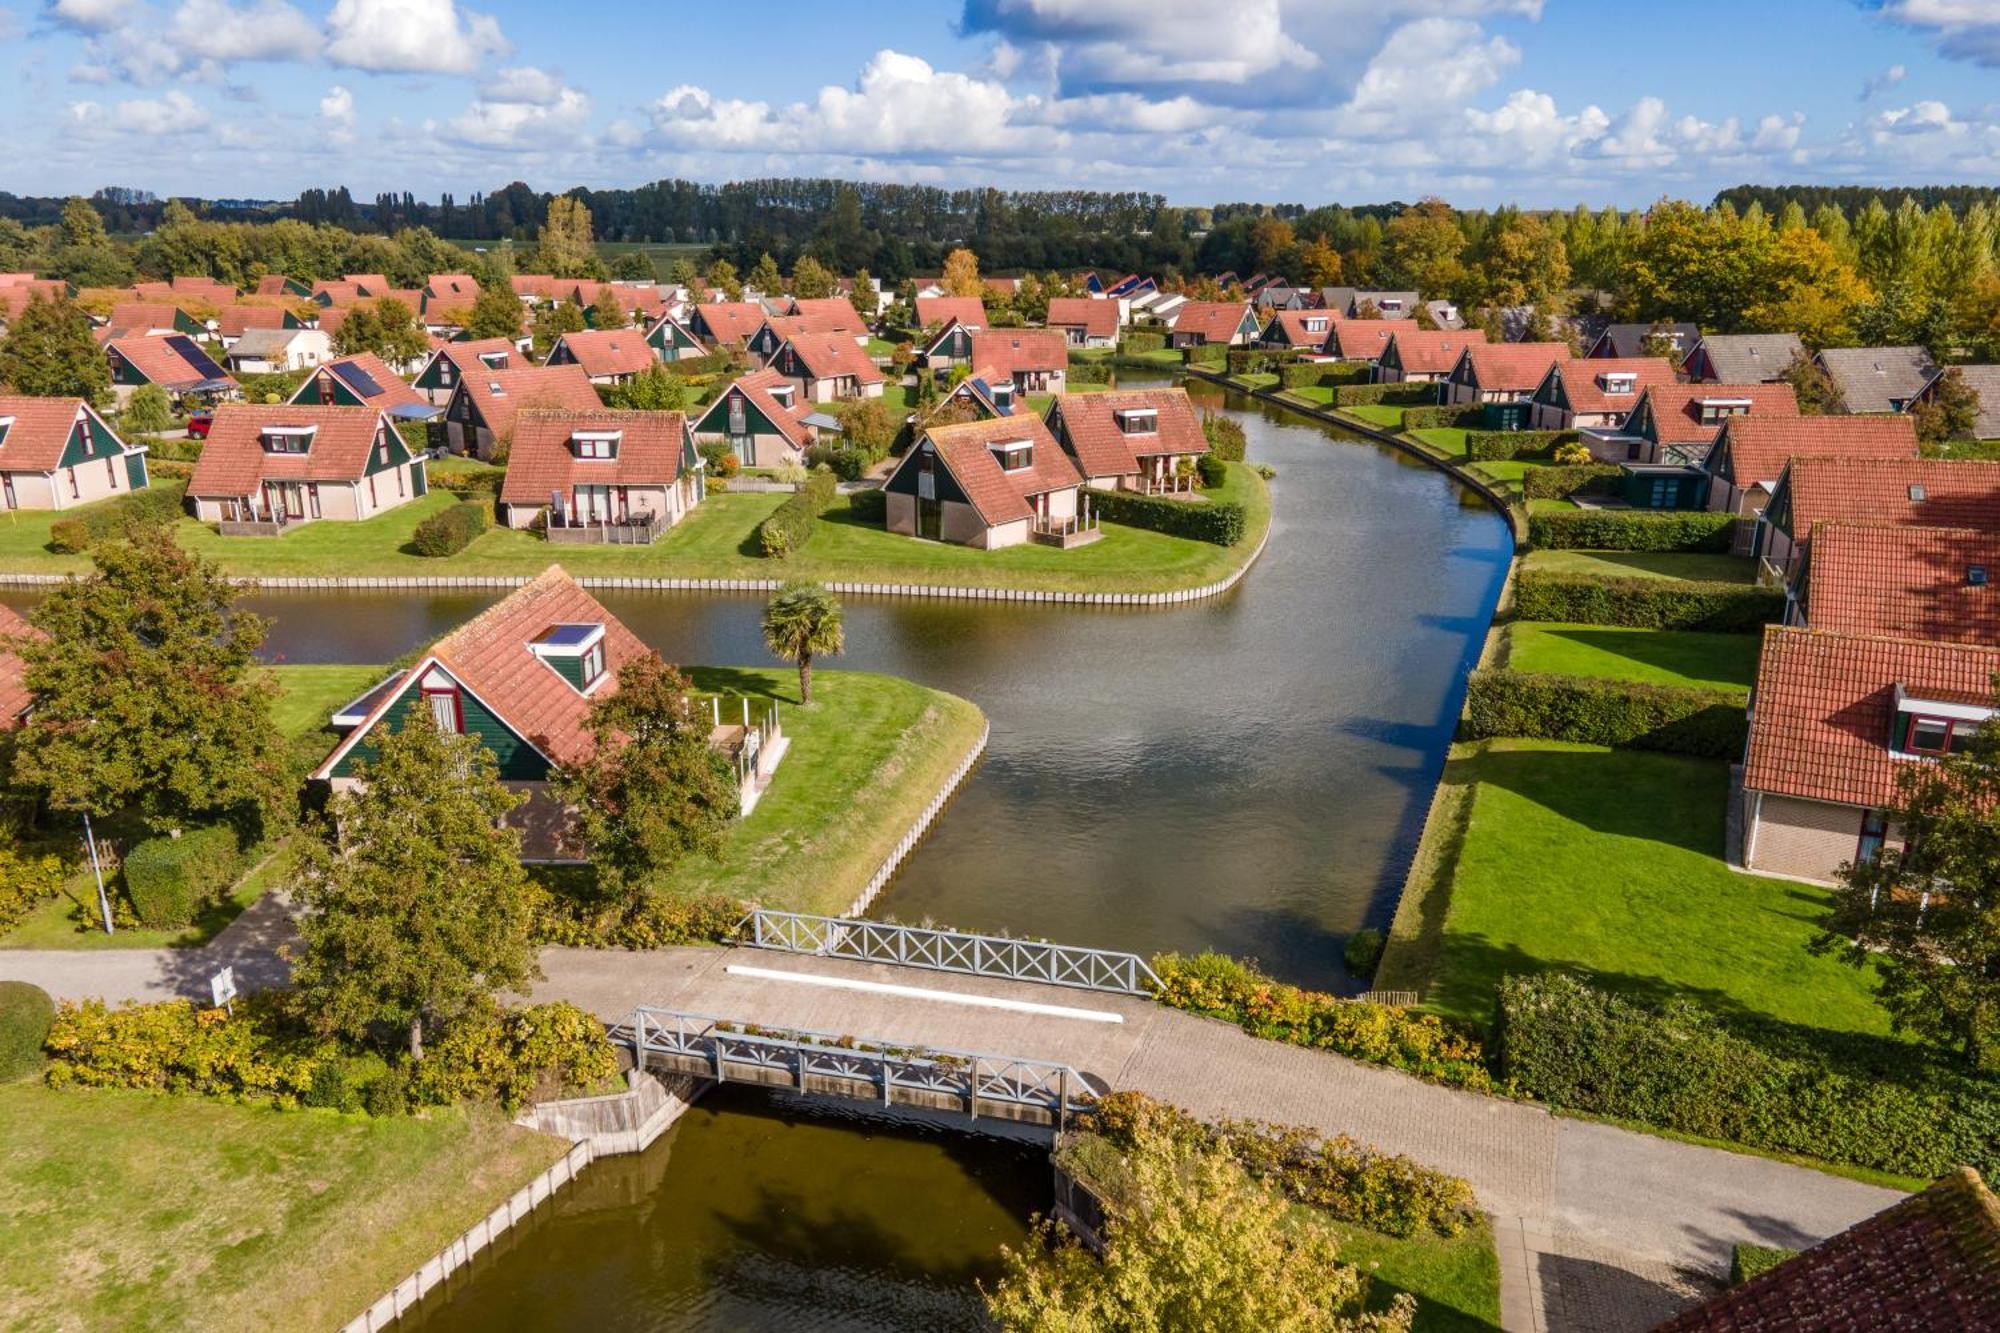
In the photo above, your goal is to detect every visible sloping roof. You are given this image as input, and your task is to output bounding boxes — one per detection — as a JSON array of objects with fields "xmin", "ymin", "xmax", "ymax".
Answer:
[
  {"xmin": 0, "ymin": 284, "xmax": 68, "ymax": 322},
  {"xmin": 225, "ymin": 327, "xmax": 313, "ymax": 360},
  {"xmin": 1384, "ymin": 329, "xmax": 1487, "ymax": 375},
  {"xmin": 0, "ymin": 396, "xmax": 107, "ymax": 472},
  {"xmin": 424, "ymin": 273, "xmax": 481, "ymax": 306},
  {"xmin": 254, "ymin": 274, "xmax": 303, "ymax": 297},
  {"xmin": 431, "ymin": 338, "xmax": 521, "ymax": 375},
  {"xmin": 311, "ymin": 281, "xmax": 367, "ymax": 307},
  {"xmin": 1170, "ymin": 301, "xmax": 1255, "ymax": 343},
  {"xmin": 1744, "ymin": 627, "xmax": 2000, "ymax": 808},
  {"xmin": 692, "ymin": 302, "xmax": 770, "ymax": 345},
  {"xmin": 548, "ymin": 328, "xmax": 657, "ymax": 379},
  {"xmin": 456, "ymin": 364, "xmax": 602, "ymax": 439},
  {"xmin": 187, "ymin": 404, "xmax": 392, "ymax": 496},
  {"xmin": 1925, "ymin": 364, "xmax": 2000, "ymax": 440},
  {"xmin": 1651, "ymin": 1168, "xmax": 2000, "ymax": 1333},
  {"xmin": 1687, "ymin": 332, "xmax": 1804, "ymax": 382},
  {"xmin": 968, "ymin": 329, "xmax": 1068, "ymax": 377},
  {"xmin": 921, "ymin": 415, "xmax": 1081, "ymax": 526},
  {"xmin": 1712, "ymin": 415, "xmax": 1918, "ymax": 490},
  {"xmin": 1054, "ymin": 388, "xmax": 1207, "ymax": 477},
  {"xmin": 1457, "ymin": 342, "xmax": 1568, "ymax": 393},
  {"xmin": 213, "ymin": 304, "xmax": 292, "ymax": 338},
  {"xmin": 775, "ymin": 332, "xmax": 883, "ymax": 385},
  {"xmin": 1637, "ymin": 383, "xmax": 1800, "ymax": 445},
  {"xmin": 107, "ymin": 335, "xmax": 235, "ymax": 392},
  {"xmin": 105, "ymin": 302, "xmax": 192, "ymax": 335},
  {"xmin": 915, "ymin": 296, "xmax": 987, "ymax": 331},
  {"xmin": 787, "ymin": 296, "xmax": 866, "ymax": 331},
  {"xmin": 1818, "ymin": 346, "xmax": 1937, "ymax": 414},
  {"xmin": 509, "ymin": 275, "xmax": 586, "ymax": 304},
  {"xmin": 1805, "ymin": 523, "xmax": 2000, "ymax": 643},
  {"xmin": 314, "ymin": 566, "xmax": 652, "ymax": 778},
  {"xmin": 0, "ymin": 601, "xmax": 45, "ymax": 727},
  {"xmin": 1588, "ymin": 322, "xmax": 1699, "ymax": 359},
  {"xmin": 1540, "ymin": 357, "xmax": 1679, "ymax": 417},
  {"xmin": 499, "ymin": 409, "xmax": 690, "ymax": 505},
  {"xmin": 1327, "ymin": 317, "xmax": 1420, "ymax": 358},
  {"xmin": 344, "ymin": 274, "xmax": 390, "ymax": 295},
  {"xmin": 1777, "ymin": 457, "xmax": 2000, "ymax": 538},
  {"xmin": 1046, "ymin": 297, "xmax": 1118, "ymax": 340},
  {"xmin": 303, "ymin": 353, "xmax": 428, "ymax": 412},
  {"xmin": 694, "ymin": 368, "xmax": 817, "ymax": 449}
]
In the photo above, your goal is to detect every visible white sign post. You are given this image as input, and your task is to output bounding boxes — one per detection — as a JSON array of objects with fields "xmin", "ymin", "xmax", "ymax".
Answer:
[{"xmin": 210, "ymin": 966, "xmax": 237, "ymax": 1015}]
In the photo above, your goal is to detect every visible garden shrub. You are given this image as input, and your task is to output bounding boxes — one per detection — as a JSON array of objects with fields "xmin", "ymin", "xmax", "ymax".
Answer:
[
  {"xmin": 1399, "ymin": 404, "xmax": 1483, "ymax": 431},
  {"xmin": 1528, "ymin": 508, "xmax": 1737, "ymax": 553},
  {"xmin": 410, "ymin": 500, "xmax": 488, "ymax": 556},
  {"xmin": 1552, "ymin": 441, "xmax": 1593, "ymax": 466},
  {"xmin": 1521, "ymin": 463, "xmax": 1621, "ymax": 500},
  {"xmin": 757, "ymin": 465, "xmax": 838, "ymax": 558},
  {"xmin": 407, "ymin": 1000, "xmax": 620, "ymax": 1111},
  {"xmin": 1496, "ymin": 973, "xmax": 2000, "ymax": 1179},
  {"xmin": 698, "ymin": 441, "xmax": 740, "ymax": 476},
  {"xmin": 1332, "ymin": 382, "xmax": 1436, "ymax": 408},
  {"xmin": 43, "ymin": 995, "xmax": 325, "ymax": 1104},
  {"xmin": 1513, "ymin": 573, "xmax": 1784, "ymax": 632},
  {"xmin": 430, "ymin": 468, "xmax": 501, "ymax": 498},
  {"xmin": 1187, "ymin": 341, "xmax": 1228, "ymax": 366},
  {"xmin": 122, "ymin": 824, "xmax": 241, "ymax": 928},
  {"xmin": 393, "ymin": 420, "xmax": 431, "ymax": 458},
  {"xmin": 1079, "ymin": 1091, "xmax": 1477, "ymax": 1238},
  {"xmin": 1344, "ymin": 928, "xmax": 1384, "ymax": 981},
  {"xmin": 0, "ymin": 847, "xmax": 67, "ymax": 935},
  {"xmin": 1280, "ymin": 361, "xmax": 1370, "ymax": 389},
  {"xmin": 1731, "ymin": 1245, "xmax": 1797, "ymax": 1285},
  {"xmin": 1464, "ymin": 430, "xmax": 1574, "ymax": 461},
  {"xmin": 1225, "ymin": 349, "xmax": 1289, "ymax": 376},
  {"xmin": 1460, "ymin": 670, "xmax": 1747, "ymax": 756},
  {"xmin": 804, "ymin": 444, "xmax": 866, "ymax": 481},
  {"xmin": 46, "ymin": 480, "xmax": 187, "ymax": 553},
  {"xmin": 1202, "ymin": 415, "xmax": 1247, "ymax": 462},
  {"xmin": 1195, "ymin": 453, "xmax": 1227, "ymax": 489},
  {"xmin": 527, "ymin": 879, "xmax": 745, "ymax": 949},
  {"xmin": 1148, "ymin": 951, "xmax": 1494, "ymax": 1092},
  {"xmin": 0, "ymin": 981, "xmax": 55, "ymax": 1082},
  {"xmin": 1066, "ymin": 359, "xmax": 1110, "ymax": 384},
  {"xmin": 1121, "ymin": 330, "xmax": 1165, "ymax": 355},
  {"xmin": 845, "ymin": 487, "xmax": 887, "ymax": 523},
  {"xmin": 1090, "ymin": 488, "xmax": 1246, "ymax": 546}
]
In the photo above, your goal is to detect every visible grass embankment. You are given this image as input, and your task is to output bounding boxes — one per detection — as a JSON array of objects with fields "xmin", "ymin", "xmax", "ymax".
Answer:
[
  {"xmin": 0, "ymin": 464, "xmax": 1271, "ymax": 595},
  {"xmin": 0, "ymin": 1083, "xmax": 566, "ymax": 1333},
  {"xmin": 0, "ymin": 665, "xmax": 373, "ymax": 950},
  {"xmin": 1332, "ymin": 1214, "xmax": 1502, "ymax": 1333},
  {"xmin": 1520, "ymin": 550, "xmax": 1754, "ymax": 584},
  {"xmin": 1499, "ymin": 622, "xmax": 1759, "ymax": 693}
]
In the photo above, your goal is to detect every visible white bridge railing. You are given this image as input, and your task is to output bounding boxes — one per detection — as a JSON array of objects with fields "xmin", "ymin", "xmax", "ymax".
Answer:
[{"xmin": 741, "ymin": 909, "xmax": 1162, "ymax": 996}]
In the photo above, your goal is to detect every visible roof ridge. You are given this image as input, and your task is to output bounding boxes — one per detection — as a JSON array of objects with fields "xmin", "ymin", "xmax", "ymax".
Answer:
[
  {"xmin": 1768, "ymin": 623, "xmax": 2000, "ymax": 655},
  {"xmin": 430, "ymin": 565, "xmax": 576, "ymax": 661}
]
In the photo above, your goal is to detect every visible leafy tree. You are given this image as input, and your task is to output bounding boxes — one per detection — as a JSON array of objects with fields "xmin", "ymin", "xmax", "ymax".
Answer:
[
  {"xmin": 760, "ymin": 581, "xmax": 844, "ymax": 705},
  {"xmin": 609, "ymin": 250, "xmax": 656, "ymax": 281},
  {"xmin": 1743, "ymin": 227, "xmax": 1873, "ymax": 348},
  {"xmin": 120, "ymin": 384, "xmax": 174, "ymax": 437},
  {"xmin": 1815, "ymin": 692, "xmax": 2000, "ymax": 1070},
  {"xmin": 532, "ymin": 300, "xmax": 586, "ymax": 357},
  {"xmin": 747, "ymin": 252, "xmax": 783, "ymax": 297},
  {"xmin": 12, "ymin": 528, "xmax": 283, "ymax": 833},
  {"xmin": 1247, "ymin": 217, "xmax": 1296, "ymax": 274},
  {"xmin": 667, "ymin": 256, "xmax": 702, "ymax": 291},
  {"xmin": 601, "ymin": 363, "xmax": 690, "ymax": 412},
  {"xmin": 291, "ymin": 712, "xmax": 536, "ymax": 1060},
  {"xmin": 0, "ymin": 295, "xmax": 111, "ymax": 402},
  {"xmin": 1909, "ymin": 365, "xmax": 1981, "ymax": 449},
  {"xmin": 548, "ymin": 653, "xmax": 737, "ymax": 907},
  {"xmin": 707, "ymin": 259, "xmax": 743, "ymax": 302},
  {"xmin": 535, "ymin": 195, "xmax": 601, "ymax": 279},
  {"xmin": 790, "ymin": 255, "xmax": 836, "ymax": 300},
  {"xmin": 1776, "ymin": 349, "xmax": 1847, "ymax": 416},
  {"xmin": 58, "ymin": 196, "xmax": 109, "ymax": 250},
  {"xmin": 1378, "ymin": 199, "xmax": 1467, "ymax": 302},
  {"xmin": 942, "ymin": 247, "xmax": 982, "ymax": 298},
  {"xmin": 830, "ymin": 395, "xmax": 897, "ymax": 461},
  {"xmin": 850, "ymin": 267, "xmax": 876, "ymax": 315},
  {"xmin": 1297, "ymin": 236, "xmax": 1343, "ymax": 289},
  {"xmin": 1957, "ymin": 273, "xmax": 2000, "ymax": 363},
  {"xmin": 984, "ymin": 1116, "xmax": 1413, "ymax": 1333},
  {"xmin": 1477, "ymin": 215, "xmax": 1570, "ymax": 311},
  {"xmin": 464, "ymin": 280, "xmax": 525, "ymax": 341},
  {"xmin": 589, "ymin": 283, "xmax": 631, "ymax": 329},
  {"xmin": 332, "ymin": 297, "xmax": 428, "ymax": 365}
]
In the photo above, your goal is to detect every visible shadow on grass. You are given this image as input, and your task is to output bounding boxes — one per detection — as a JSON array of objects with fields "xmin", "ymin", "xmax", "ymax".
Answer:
[
  {"xmin": 1534, "ymin": 627, "xmax": 1756, "ymax": 689},
  {"xmin": 688, "ymin": 664, "xmax": 792, "ymax": 706},
  {"xmin": 1451, "ymin": 743, "xmax": 1725, "ymax": 855}
]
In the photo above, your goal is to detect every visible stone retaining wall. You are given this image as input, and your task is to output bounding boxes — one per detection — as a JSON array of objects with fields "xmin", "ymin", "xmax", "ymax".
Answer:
[{"xmin": 843, "ymin": 718, "xmax": 991, "ymax": 917}]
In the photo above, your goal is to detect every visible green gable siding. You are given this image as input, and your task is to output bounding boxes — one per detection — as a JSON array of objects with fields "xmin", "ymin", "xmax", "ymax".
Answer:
[
  {"xmin": 330, "ymin": 672, "xmax": 549, "ymax": 782},
  {"xmin": 362, "ymin": 425, "xmax": 411, "ymax": 476},
  {"xmin": 55, "ymin": 414, "xmax": 119, "ymax": 469},
  {"xmin": 698, "ymin": 386, "xmax": 787, "ymax": 440},
  {"xmin": 124, "ymin": 451, "xmax": 148, "ymax": 490},
  {"xmin": 109, "ymin": 354, "xmax": 146, "ymax": 387}
]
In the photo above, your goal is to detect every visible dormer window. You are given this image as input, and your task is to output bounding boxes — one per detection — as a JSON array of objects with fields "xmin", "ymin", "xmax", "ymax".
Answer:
[
  {"xmin": 571, "ymin": 430, "xmax": 621, "ymax": 460},
  {"xmin": 260, "ymin": 425, "xmax": 316, "ymax": 454},
  {"xmin": 478, "ymin": 351, "xmax": 508, "ymax": 369},
  {"xmin": 989, "ymin": 382, "xmax": 1013, "ymax": 407},
  {"xmin": 1599, "ymin": 373, "xmax": 1637, "ymax": 395},
  {"xmin": 1380, "ymin": 299, "xmax": 1404, "ymax": 312},
  {"xmin": 1115, "ymin": 408, "xmax": 1159, "ymax": 435},
  {"xmin": 1697, "ymin": 397, "xmax": 1750, "ymax": 423},
  {"xmin": 1969, "ymin": 565, "xmax": 1988, "ymax": 587},
  {"xmin": 531, "ymin": 622, "xmax": 608, "ymax": 691},
  {"xmin": 989, "ymin": 439, "xmax": 1033, "ymax": 471},
  {"xmin": 1304, "ymin": 317, "xmax": 1327, "ymax": 333},
  {"xmin": 769, "ymin": 384, "xmax": 795, "ymax": 407},
  {"xmin": 1892, "ymin": 686, "xmax": 1992, "ymax": 758}
]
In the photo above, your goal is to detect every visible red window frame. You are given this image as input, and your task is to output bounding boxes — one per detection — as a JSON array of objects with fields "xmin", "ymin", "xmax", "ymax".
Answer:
[
  {"xmin": 422, "ymin": 686, "xmax": 463, "ymax": 734},
  {"xmin": 1902, "ymin": 713, "xmax": 1976, "ymax": 756}
]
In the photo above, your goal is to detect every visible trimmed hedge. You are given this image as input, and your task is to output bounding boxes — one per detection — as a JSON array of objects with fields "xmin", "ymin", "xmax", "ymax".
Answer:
[
  {"xmin": 1121, "ymin": 330, "xmax": 1165, "ymax": 354},
  {"xmin": 1465, "ymin": 429, "xmax": 1573, "ymax": 461},
  {"xmin": 1225, "ymin": 348, "xmax": 1290, "ymax": 376},
  {"xmin": 1195, "ymin": 453, "xmax": 1227, "ymax": 488},
  {"xmin": 1528, "ymin": 508, "xmax": 1737, "ymax": 553},
  {"xmin": 47, "ymin": 479, "xmax": 187, "ymax": 553},
  {"xmin": 0, "ymin": 981, "xmax": 54, "ymax": 1082},
  {"xmin": 1333, "ymin": 382, "xmax": 1437, "ymax": 407},
  {"xmin": 1187, "ymin": 341, "xmax": 1227, "ymax": 366},
  {"xmin": 1521, "ymin": 463, "xmax": 1621, "ymax": 500},
  {"xmin": 1091, "ymin": 487, "xmax": 1246, "ymax": 546},
  {"xmin": 122, "ymin": 824, "xmax": 241, "ymax": 929},
  {"xmin": 1460, "ymin": 669, "xmax": 1748, "ymax": 756},
  {"xmin": 1400, "ymin": 403, "xmax": 1482, "ymax": 431},
  {"xmin": 1513, "ymin": 572, "xmax": 1784, "ymax": 632},
  {"xmin": 1203, "ymin": 415, "xmax": 1247, "ymax": 462},
  {"xmin": 846, "ymin": 487, "xmax": 887, "ymax": 523},
  {"xmin": 757, "ymin": 465, "xmax": 837, "ymax": 558},
  {"xmin": 411, "ymin": 500, "xmax": 489, "ymax": 556},
  {"xmin": 430, "ymin": 467, "xmax": 500, "ymax": 498},
  {"xmin": 1280, "ymin": 360, "xmax": 1371, "ymax": 389},
  {"xmin": 1732, "ymin": 1246, "xmax": 1798, "ymax": 1285},
  {"xmin": 1497, "ymin": 973, "xmax": 2000, "ymax": 1180}
]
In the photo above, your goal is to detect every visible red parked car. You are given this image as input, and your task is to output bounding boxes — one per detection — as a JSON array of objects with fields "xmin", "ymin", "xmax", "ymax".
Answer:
[{"xmin": 186, "ymin": 410, "xmax": 214, "ymax": 439}]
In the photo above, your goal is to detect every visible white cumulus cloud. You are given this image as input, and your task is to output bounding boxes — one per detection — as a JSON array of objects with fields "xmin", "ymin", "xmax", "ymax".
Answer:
[
  {"xmin": 166, "ymin": 0, "xmax": 321, "ymax": 63},
  {"xmin": 325, "ymin": 0, "xmax": 509, "ymax": 75}
]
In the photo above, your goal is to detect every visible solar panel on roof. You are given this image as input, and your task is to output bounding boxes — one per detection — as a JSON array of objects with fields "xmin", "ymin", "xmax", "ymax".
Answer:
[
  {"xmin": 537, "ymin": 623, "xmax": 599, "ymax": 647},
  {"xmin": 330, "ymin": 359, "xmax": 385, "ymax": 399},
  {"xmin": 165, "ymin": 335, "xmax": 227, "ymax": 380}
]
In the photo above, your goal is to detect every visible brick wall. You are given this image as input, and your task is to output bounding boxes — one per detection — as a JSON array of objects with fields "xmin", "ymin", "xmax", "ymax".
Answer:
[{"xmin": 1745, "ymin": 793, "xmax": 1863, "ymax": 884}]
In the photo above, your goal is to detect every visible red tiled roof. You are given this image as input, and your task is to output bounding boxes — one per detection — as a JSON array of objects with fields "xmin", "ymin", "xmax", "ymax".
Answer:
[
  {"xmin": 1053, "ymin": 388, "xmax": 1208, "ymax": 477},
  {"xmin": 775, "ymin": 332, "xmax": 883, "ymax": 386},
  {"xmin": 509, "ymin": 275, "xmax": 586, "ymax": 304},
  {"xmin": 0, "ymin": 601, "xmax": 45, "ymax": 727},
  {"xmin": 344, "ymin": 274, "xmax": 390, "ymax": 295},
  {"xmin": 983, "ymin": 277, "xmax": 1021, "ymax": 297},
  {"xmin": 1805, "ymin": 523, "xmax": 2000, "ymax": 643},
  {"xmin": 1046, "ymin": 297, "xmax": 1118, "ymax": 340},
  {"xmin": 968, "ymin": 329, "xmax": 1067, "ymax": 377},
  {"xmin": 757, "ymin": 312, "xmax": 850, "ymax": 346},
  {"xmin": 1743, "ymin": 627, "xmax": 2000, "ymax": 808},
  {"xmin": 788, "ymin": 297, "xmax": 866, "ymax": 331},
  {"xmin": 1778, "ymin": 458, "xmax": 2000, "ymax": 540},
  {"xmin": 697, "ymin": 368, "xmax": 816, "ymax": 449},
  {"xmin": 499, "ymin": 409, "xmax": 689, "ymax": 506},
  {"xmin": 254, "ymin": 274, "xmax": 301, "ymax": 297},
  {"xmin": 1456, "ymin": 342, "xmax": 1568, "ymax": 393},
  {"xmin": 1637, "ymin": 383, "xmax": 1800, "ymax": 445},
  {"xmin": 916, "ymin": 296, "xmax": 987, "ymax": 331},
  {"xmin": 548, "ymin": 328, "xmax": 657, "ymax": 380},
  {"xmin": 456, "ymin": 364, "xmax": 602, "ymax": 440},
  {"xmin": 1715, "ymin": 415, "xmax": 1918, "ymax": 490},
  {"xmin": 692, "ymin": 302, "xmax": 770, "ymax": 345},
  {"xmin": 920, "ymin": 414, "xmax": 1081, "ymax": 526},
  {"xmin": 431, "ymin": 338, "xmax": 521, "ymax": 376},
  {"xmin": 1651, "ymin": 1168, "xmax": 2000, "ymax": 1333},
  {"xmin": 1329, "ymin": 317, "xmax": 1422, "ymax": 359},
  {"xmin": 1392, "ymin": 326, "xmax": 1488, "ymax": 374},
  {"xmin": 1171, "ymin": 301, "xmax": 1255, "ymax": 344},
  {"xmin": 302, "ymin": 354, "xmax": 428, "ymax": 412},
  {"xmin": 1538, "ymin": 356, "xmax": 1678, "ymax": 417},
  {"xmin": 0, "ymin": 396, "xmax": 103, "ymax": 472},
  {"xmin": 187, "ymin": 404, "xmax": 393, "ymax": 497},
  {"xmin": 607, "ymin": 284, "xmax": 671, "ymax": 320},
  {"xmin": 106, "ymin": 335, "xmax": 236, "ymax": 393},
  {"xmin": 105, "ymin": 302, "xmax": 192, "ymax": 334},
  {"xmin": 425, "ymin": 273, "xmax": 481, "ymax": 305},
  {"xmin": 214, "ymin": 304, "xmax": 291, "ymax": 338}
]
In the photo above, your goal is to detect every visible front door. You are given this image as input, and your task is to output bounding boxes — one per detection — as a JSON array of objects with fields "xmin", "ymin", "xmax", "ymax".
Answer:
[
  {"xmin": 281, "ymin": 483, "xmax": 304, "ymax": 519},
  {"xmin": 917, "ymin": 496, "xmax": 942, "ymax": 541},
  {"xmin": 574, "ymin": 485, "xmax": 619, "ymax": 523}
]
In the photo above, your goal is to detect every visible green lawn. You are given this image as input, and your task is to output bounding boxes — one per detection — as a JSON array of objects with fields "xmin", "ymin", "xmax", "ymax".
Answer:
[
  {"xmin": 1501, "ymin": 622, "xmax": 1759, "ymax": 692},
  {"xmin": 0, "ymin": 464, "xmax": 1270, "ymax": 595},
  {"xmin": 675, "ymin": 667, "xmax": 986, "ymax": 914},
  {"xmin": 1285, "ymin": 385, "xmax": 1337, "ymax": 405},
  {"xmin": 1340, "ymin": 404, "xmax": 1408, "ymax": 428},
  {"xmin": 1331, "ymin": 1215, "xmax": 1501, "ymax": 1333},
  {"xmin": 1410, "ymin": 740, "xmax": 1890, "ymax": 1037},
  {"xmin": 1521, "ymin": 549, "xmax": 1757, "ymax": 584},
  {"xmin": 0, "ymin": 1083, "xmax": 567, "ymax": 1333}
]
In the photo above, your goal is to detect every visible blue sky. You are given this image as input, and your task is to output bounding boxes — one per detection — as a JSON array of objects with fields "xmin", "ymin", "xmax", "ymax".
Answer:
[{"xmin": 4, "ymin": 0, "xmax": 1999, "ymax": 207}]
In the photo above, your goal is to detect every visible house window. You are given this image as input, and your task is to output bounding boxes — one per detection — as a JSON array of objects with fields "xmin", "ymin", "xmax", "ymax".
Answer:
[
  {"xmin": 990, "ymin": 441, "xmax": 1033, "ymax": 471},
  {"xmin": 261, "ymin": 427, "xmax": 315, "ymax": 454},
  {"xmin": 1902, "ymin": 713, "xmax": 1977, "ymax": 756},
  {"xmin": 581, "ymin": 641, "xmax": 605, "ymax": 687},
  {"xmin": 1647, "ymin": 477, "xmax": 1675, "ymax": 509},
  {"xmin": 376, "ymin": 441, "xmax": 390, "ymax": 466},
  {"xmin": 1857, "ymin": 810, "xmax": 1888, "ymax": 864},
  {"xmin": 478, "ymin": 352, "xmax": 507, "ymax": 369},
  {"xmin": 572, "ymin": 432, "xmax": 619, "ymax": 460},
  {"xmin": 1115, "ymin": 409, "xmax": 1158, "ymax": 435},
  {"xmin": 76, "ymin": 422, "xmax": 94, "ymax": 457},
  {"xmin": 989, "ymin": 383, "xmax": 1013, "ymax": 407},
  {"xmin": 424, "ymin": 687, "xmax": 461, "ymax": 733},
  {"xmin": 106, "ymin": 457, "xmax": 118, "ymax": 488}
]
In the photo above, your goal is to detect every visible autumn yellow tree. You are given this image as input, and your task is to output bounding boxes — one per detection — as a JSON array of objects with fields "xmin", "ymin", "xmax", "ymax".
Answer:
[
  {"xmin": 1744, "ymin": 227, "xmax": 1874, "ymax": 347},
  {"xmin": 536, "ymin": 196, "xmax": 598, "ymax": 279},
  {"xmin": 1297, "ymin": 236, "xmax": 1343, "ymax": 289},
  {"xmin": 942, "ymin": 247, "xmax": 983, "ymax": 297}
]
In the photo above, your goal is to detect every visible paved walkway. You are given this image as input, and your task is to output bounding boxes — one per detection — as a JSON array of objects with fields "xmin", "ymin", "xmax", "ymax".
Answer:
[{"xmin": 0, "ymin": 935, "xmax": 1899, "ymax": 1332}]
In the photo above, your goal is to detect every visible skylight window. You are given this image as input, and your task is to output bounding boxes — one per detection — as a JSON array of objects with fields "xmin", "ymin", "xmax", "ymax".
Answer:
[{"xmin": 1910, "ymin": 484, "xmax": 1928, "ymax": 503}]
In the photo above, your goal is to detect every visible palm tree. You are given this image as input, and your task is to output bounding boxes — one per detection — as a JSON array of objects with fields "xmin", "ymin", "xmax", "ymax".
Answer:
[{"xmin": 761, "ymin": 580, "xmax": 844, "ymax": 705}]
